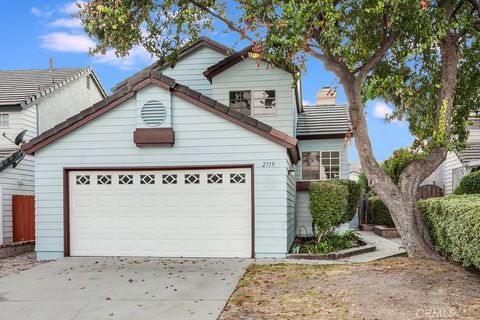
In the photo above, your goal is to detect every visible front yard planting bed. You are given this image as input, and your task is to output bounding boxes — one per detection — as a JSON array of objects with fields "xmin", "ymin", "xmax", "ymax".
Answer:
[
  {"xmin": 220, "ymin": 258, "xmax": 480, "ymax": 320},
  {"xmin": 288, "ymin": 231, "xmax": 375, "ymax": 260}
]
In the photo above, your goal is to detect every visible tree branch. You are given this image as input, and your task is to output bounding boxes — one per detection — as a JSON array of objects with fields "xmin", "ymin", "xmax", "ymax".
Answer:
[
  {"xmin": 451, "ymin": 1, "xmax": 466, "ymax": 20},
  {"xmin": 308, "ymin": 48, "xmax": 352, "ymax": 84},
  {"xmin": 355, "ymin": 30, "xmax": 398, "ymax": 81},
  {"xmin": 466, "ymin": 0, "xmax": 480, "ymax": 12},
  {"xmin": 186, "ymin": 0, "xmax": 254, "ymax": 43}
]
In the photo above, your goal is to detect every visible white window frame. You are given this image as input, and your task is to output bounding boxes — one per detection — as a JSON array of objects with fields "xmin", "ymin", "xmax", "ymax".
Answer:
[
  {"xmin": 301, "ymin": 150, "xmax": 341, "ymax": 181},
  {"xmin": 229, "ymin": 89, "xmax": 276, "ymax": 116},
  {"xmin": 0, "ymin": 113, "xmax": 9, "ymax": 128}
]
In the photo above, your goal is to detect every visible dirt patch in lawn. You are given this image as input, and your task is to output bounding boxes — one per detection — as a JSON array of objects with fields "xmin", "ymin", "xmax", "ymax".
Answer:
[
  {"xmin": 0, "ymin": 252, "xmax": 49, "ymax": 278},
  {"xmin": 220, "ymin": 258, "xmax": 480, "ymax": 320}
]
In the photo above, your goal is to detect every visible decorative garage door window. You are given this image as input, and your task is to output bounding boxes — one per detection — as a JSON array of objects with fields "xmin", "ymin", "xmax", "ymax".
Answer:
[
  {"xmin": 141, "ymin": 100, "xmax": 167, "ymax": 127},
  {"xmin": 162, "ymin": 174, "xmax": 177, "ymax": 184},
  {"xmin": 76, "ymin": 175, "xmax": 90, "ymax": 185},
  {"xmin": 73, "ymin": 171, "xmax": 249, "ymax": 186},
  {"xmin": 140, "ymin": 174, "xmax": 155, "ymax": 185},
  {"xmin": 119, "ymin": 174, "xmax": 134, "ymax": 185},
  {"xmin": 230, "ymin": 173, "xmax": 246, "ymax": 184},
  {"xmin": 302, "ymin": 151, "xmax": 340, "ymax": 180},
  {"xmin": 97, "ymin": 175, "xmax": 112, "ymax": 185},
  {"xmin": 185, "ymin": 173, "xmax": 200, "ymax": 184},
  {"xmin": 207, "ymin": 173, "xmax": 223, "ymax": 184}
]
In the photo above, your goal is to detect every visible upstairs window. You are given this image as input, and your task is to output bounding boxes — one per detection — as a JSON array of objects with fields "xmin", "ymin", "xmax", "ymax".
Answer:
[
  {"xmin": 302, "ymin": 151, "xmax": 340, "ymax": 180},
  {"xmin": 229, "ymin": 90, "xmax": 276, "ymax": 116},
  {"xmin": 229, "ymin": 91, "xmax": 251, "ymax": 115},
  {"xmin": 253, "ymin": 90, "xmax": 276, "ymax": 115},
  {"xmin": 0, "ymin": 113, "xmax": 9, "ymax": 128}
]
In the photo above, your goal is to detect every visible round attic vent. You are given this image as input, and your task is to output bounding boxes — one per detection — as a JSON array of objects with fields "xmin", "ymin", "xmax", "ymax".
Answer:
[{"xmin": 141, "ymin": 100, "xmax": 167, "ymax": 127}]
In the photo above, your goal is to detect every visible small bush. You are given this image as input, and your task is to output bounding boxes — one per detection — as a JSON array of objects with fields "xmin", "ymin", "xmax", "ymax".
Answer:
[
  {"xmin": 309, "ymin": 182, "xmax": 348, "ymax": 239},
  {"xmin": 369, "ymin": 196, "xmax": 395, "ymax": 227},
  {"xmin": 335, "ymin": 179, "xmax": 362, "ymax": 222},
  {"xmin": 454, "ymin": 171, "xmax": 480, "ymax": 195},
  {"xmin": 299, "ymin": 231, "xmax": 357, "ymax": 254},
  {"xmin": 418, "ymin": 195, "xmax": 480, "ymax": 270}
]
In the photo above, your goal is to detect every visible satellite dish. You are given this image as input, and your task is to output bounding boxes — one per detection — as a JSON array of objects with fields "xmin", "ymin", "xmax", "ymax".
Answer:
[{"xmin": 14, "ymin": 130, "xmax": 27, "ymax": 146}]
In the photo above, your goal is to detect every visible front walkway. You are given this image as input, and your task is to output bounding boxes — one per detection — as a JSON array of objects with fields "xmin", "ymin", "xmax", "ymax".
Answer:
[
  {"xmin": 0, "ymin": 257, "xmax": 251, "ymax": 320},
  {"xmin": 257, "ymin": 231, "xmax": 406, "ymax": 265}
]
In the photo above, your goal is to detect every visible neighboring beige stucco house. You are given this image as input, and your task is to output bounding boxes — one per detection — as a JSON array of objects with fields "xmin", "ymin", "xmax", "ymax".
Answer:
[{"xmin": 0, "ymin": 67, "xmax": 105, "ymax": 244}]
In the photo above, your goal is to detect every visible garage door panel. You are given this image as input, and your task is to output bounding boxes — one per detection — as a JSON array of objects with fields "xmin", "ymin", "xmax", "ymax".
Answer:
[{"xmin": 69, "ymin": 168, "xmax": 252, "ymax": 258}]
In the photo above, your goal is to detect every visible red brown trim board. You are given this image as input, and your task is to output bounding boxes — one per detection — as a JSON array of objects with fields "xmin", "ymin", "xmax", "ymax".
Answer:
[
  {"xmin": 134, "ymin": 128, "xmax": 175, "ymax": 147},
  {"xmin": 22, "ymin": 71, "xmax": 299, "ymax": 164},
  {"xmin": 63, "ymin": 164, "xmax": 255, "ymax": 258}
]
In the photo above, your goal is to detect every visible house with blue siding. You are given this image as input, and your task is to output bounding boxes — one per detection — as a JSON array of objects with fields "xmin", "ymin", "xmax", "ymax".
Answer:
[
  {"xmin": 22, "ymin": 38, "xmax": 351, "ymax": 260},
  {"xmin": 0, "ymin": 67, "xmax": 105, "ymax": 245}
]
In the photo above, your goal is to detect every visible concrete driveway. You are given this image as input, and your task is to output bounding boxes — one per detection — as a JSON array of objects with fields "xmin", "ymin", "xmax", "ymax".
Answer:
[{"xmin": 0, "ymin": 257, "xmax": 251, "ymax": 320}]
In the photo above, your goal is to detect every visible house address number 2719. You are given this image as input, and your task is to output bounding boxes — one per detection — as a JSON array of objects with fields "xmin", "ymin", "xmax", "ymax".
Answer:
[{"xmin": 262, "ymin": 161, "xmax": 275, "ymax": 167}]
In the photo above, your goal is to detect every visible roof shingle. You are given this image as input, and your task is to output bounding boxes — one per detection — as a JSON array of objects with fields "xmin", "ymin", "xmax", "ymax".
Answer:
[
  {"xmin": 297, "ymin": 104, "xmax": 350, "ymax": 138},
  {"xmin": 0, "ymin": 68, "xmax": 97, "ymax": 107}
]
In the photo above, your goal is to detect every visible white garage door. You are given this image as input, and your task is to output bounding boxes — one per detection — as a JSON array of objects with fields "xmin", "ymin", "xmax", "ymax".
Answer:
[{"xmin": 69, "ymin": 167, "xmax": 252, "ymax": 258}]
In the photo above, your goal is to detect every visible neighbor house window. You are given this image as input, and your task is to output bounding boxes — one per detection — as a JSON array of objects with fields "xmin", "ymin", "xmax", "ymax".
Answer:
[
  {"xmin": 229, "ymin": 90, "xmax": 276, "ymax": 116},
  {"xmin": 0, "ymin": 113, "xmax": 9, "ymax": 128},
  {"xmin": 302, "ymin": 151, "xmax": 340, "ymax": 180}
]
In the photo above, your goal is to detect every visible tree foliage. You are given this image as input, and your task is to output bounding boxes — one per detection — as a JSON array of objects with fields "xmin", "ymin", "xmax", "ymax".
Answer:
[
  {"xmin": 78, "ymin": 0, "xmax": 480, "ymax": 259},
  {"xmin": 381, "ymin": 148, "xmax": 423, "ymax": 185}
]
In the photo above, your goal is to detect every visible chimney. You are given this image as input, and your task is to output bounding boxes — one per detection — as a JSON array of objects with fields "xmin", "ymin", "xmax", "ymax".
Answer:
[
  {"xmin": 49, "ymin": 57, "xmax": 54, "ymax": 71},
  {"xmin": 316, "ymin": 87, "xmax": 336, "ymax": 105}
]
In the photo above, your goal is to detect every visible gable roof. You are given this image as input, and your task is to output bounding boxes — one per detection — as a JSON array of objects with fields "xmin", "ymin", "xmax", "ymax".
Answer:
[
  {"xmin": 203, "ymin": 45, "xmax": 303, "ymax": 113},
  {"xmin": 203, "ymin": 46, "xmax": 253, "ymax": 81},
  {"xmin": 296, "ymin": 104, "xmax": 350, "ymax": 139},
  {"xmin": 111, "ymin": 37, "xmax": 231, "ymax": 92},
  {"xmin": 22, "ymin": 70, "xmax": 299, "ymax": 163},
  {"xmin": 0, "ymin": 67, "xmax": 106, "ymax": 109}
]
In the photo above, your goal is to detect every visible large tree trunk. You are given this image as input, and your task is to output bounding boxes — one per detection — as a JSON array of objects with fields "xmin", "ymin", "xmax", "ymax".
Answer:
[{"xmin": 344, "ymin": 84, "xmax": 442, "ymax": 259}]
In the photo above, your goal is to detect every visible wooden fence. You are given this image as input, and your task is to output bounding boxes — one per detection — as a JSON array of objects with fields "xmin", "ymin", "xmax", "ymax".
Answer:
[
  {"xmin": 359, "ymin": 184, "xmax": 443, "ymax": 225},
  {"xmin": 12, "ymin": 195, "xmax": 35, "ymax": 242}
]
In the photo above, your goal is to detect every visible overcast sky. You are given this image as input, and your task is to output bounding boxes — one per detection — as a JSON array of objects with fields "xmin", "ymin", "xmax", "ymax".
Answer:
[{"xmin": 0, "ymin": 1, "xmax": 415, "ymax": 162}]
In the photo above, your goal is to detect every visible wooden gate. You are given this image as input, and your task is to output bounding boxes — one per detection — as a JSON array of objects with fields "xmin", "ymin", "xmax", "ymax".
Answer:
[
  {"xmin": 12, "ymin": 195, "xmax": 35, "ymax": 242},
  {"xmin": 416, "ymin": 185, "xmax": 444, "ymax": 200}
]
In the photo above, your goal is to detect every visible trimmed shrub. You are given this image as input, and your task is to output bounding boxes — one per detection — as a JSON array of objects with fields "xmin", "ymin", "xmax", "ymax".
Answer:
[
  {"xmin": 419, "ymin": 195, "xmax": 480, "ymax": 270},
  {"xmin": 309, "ymin": 182, "xmax": 348, "ymax": 240},
  {"xmin": 335, "ymin": 179, "xmax": 362, "ymax": 222},
  {"xmin": 381, "ymin": 148, "xmax": 422, "ymax": 185},
  {"xmin": 369, "ymin": 196, "xmax": 395, "ymax": 227},
  {"xmin": 454, "ymin": 171, "xmax": 480, "ymax": 195}
]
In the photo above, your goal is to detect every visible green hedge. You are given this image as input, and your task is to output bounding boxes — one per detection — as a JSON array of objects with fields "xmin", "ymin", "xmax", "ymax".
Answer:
[
  {"xmin": 369, "ymin": 196, "xmax": 395, "ymax": 227},
  {"xmin": 454, "ymin": 170, "xmax": 480, "ymax": 195},
  {"xmin": 309, "ymin": 182, "xmax": 348, "ymax": 238},
  {"xmin": 335, "ymin": 179, "xmax": 362, "ymax": 222},
  {"xmin": 418, "ymin": 195, "xmax": 480, "ymax": 270}
]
